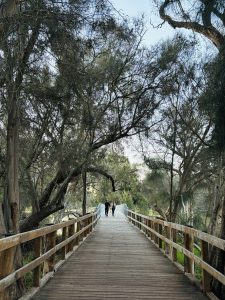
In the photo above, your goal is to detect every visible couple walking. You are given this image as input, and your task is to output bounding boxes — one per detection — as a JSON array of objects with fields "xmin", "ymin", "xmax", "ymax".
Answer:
[{"xmin": 104, "ymin": 201, "xmax": 116, "ymax": 216}]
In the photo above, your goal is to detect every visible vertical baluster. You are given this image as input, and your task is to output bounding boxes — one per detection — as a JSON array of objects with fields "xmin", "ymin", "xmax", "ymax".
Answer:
[
  {"xmin": 184, "ymin": 230, "xmax": 194, "ymax": 275},
  {"xmin": 201, "ymin": 239, "xmax": 212, "ymax": 292},
  {"xmin": 158, "ymin": 223, "xmax": 163, "ymax": 249},
  {"xmin": 171, "ymin": 227, "xmax": 177, "ymax": 262},
  {"xmin": 75, "ymin": 221, "xmax": 81, "ymax": 245},
  {"xmin": 33, "ymin": 237, "xmax": 42, "ymax": 287},
  {"xmin": 46, "ymin": 231, "xmax": 56, "ymax": 272},
  {"xmin": 61, "ymin": 226, "xmax": 67, "ymax": 259},
  {"xmin": 67, "ymin": 224, "xmax": 75, "ymax": 252},
  {"xmin": 0, "ymin": 245, "xmax": 16, "ymax": 299}
]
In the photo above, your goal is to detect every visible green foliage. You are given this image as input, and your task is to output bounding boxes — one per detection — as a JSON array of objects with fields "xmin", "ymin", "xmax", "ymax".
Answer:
[
  {"xmin": 89, "ymin": 152, "xmax": 148, "ymax": 210},
  {"xmin": 142, "ymin": 170, "xmax": 170, "ymax": 211},
  {"xmin": 22, "ymin": 251, "xmax": 34, "ymax": 289}
]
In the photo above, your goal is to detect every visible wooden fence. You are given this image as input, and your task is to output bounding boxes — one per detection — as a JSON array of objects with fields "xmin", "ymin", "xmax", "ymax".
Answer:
[
  {"xmin": 0, "ymin": 208, "xmax": 100, "ymax": 299},
  {"xmin": 127, "ymin": 209, "xmax": 225, "ymax": 299}
]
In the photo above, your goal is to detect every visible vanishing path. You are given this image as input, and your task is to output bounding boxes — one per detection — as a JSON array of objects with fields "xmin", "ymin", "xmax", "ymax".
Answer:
[{"xmin": 32, "ymin": 211, "xmax": 207, "ymax": 300}]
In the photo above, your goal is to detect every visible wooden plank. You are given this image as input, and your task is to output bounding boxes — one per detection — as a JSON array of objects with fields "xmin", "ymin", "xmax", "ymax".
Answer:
[
  {"xmin": 0, "ymin": 219, "xmax": 99, "ymax": 291},
  {"xmin": 33, "ymin": 237, "xmax": 42, "ymax": 287},
  {"xmin": 128, "ymin": 215, "xmax": 225, "ymax": 286},
  {"xmin": 127, "ymin": 210, "xmax": 225, "ymax": 251},
  {"xmin": 0, "ymin": 213, "xmax": 97, "ymax": 252},
  {"xmin": 32, "ymin": 211, "xmax": 208, "ymax": 300},
  {"xmin": 201, "ymin": 239, "xmax": 212, "ymax": 292}
]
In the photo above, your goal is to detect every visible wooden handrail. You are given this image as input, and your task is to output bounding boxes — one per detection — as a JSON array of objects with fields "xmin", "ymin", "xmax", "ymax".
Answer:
[
  {"xmin": 0, "ymin": 210, "xmax": 101, "ymax": 298},
  {"xmin": 127, "ymin": 209, "xmax": 225, "ymax": 297}
]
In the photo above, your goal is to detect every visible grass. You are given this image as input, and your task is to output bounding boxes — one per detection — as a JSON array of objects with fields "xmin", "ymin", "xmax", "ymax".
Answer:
[
  {"xmin": 161, "ymin": 240, "xmax": 202, "ymax": 281},
  {"xmin": 176, "ymin": 247, "xmax": 202, "ymax": 281},
  {"xmin": 22, "ymin": 251, "xmax": 34, "ymax": 289},
  {"xmin": 21, "ymin": 236, "xmax": 65, "ymax": 290}
]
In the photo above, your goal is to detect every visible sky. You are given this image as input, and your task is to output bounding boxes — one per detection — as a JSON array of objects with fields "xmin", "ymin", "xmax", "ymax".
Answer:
[
  {"xmin": 108, "ymin": 0, "xmax": 176, "ymax": 165},
  {"xmin": 109, "ymin": 0, "xmax": 175, "ymax": 46}
]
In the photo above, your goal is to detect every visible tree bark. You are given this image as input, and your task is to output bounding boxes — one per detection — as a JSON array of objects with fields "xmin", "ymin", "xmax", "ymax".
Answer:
[
  {"xmin": 0, "ymin": 204, "xmax": 6, "ymax": 237},
  {"xmin": 82, "ymin": 168, "xmax": 87, "ymax": 215},
  {"xmin": 159, "ymin": 0, "xmax": 225, "ymax": 49},
  {"xmin": 209, "ymin": 153, "xmax": 223, "ymax": 235},
  {"xmin": 6, "ymin": 102, "xmax": 20, "ymax": 234},
  {"xmin": 0, "ymin": 0, "xmax": 20, "ymax": 19}
]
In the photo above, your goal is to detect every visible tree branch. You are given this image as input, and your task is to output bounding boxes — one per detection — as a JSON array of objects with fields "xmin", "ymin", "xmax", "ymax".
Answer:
[{"xmin": 159, "ymin": 0, "xmax": 225, "ymax": 49}]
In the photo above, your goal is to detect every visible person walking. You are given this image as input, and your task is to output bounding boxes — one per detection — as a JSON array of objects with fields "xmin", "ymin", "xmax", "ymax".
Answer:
[
  {"xmin": 112, "ymin": 202, "xmax": 116, "ymax": 216},
  {"xmin": 104, "ymin": 201, "xmax": 110, "ymax": 216}
]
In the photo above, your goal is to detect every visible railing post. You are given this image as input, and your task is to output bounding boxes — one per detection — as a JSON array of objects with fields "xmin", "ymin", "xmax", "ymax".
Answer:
[
  {"xmin": 80, "ymin": 220, "xmax": 84, "ymax": 241},
  {"xmin": 171, "ymin": 228, "xmax": 177, "ymax": 262},
  {"xmin": 90, "ymin": 215, "xmax": 93, "ymax": 233},
  {"xmin": 156, "ymin": 222, "xmax": 159, "ymax": 246},
  {"xmin": 158, "ymin": 223, "xmax": 163, "ymax": 249},
  {"xmin": 84, "ymin": 218, "xmax": 88, "ymax": 238},
  {"xmin": 61, "ymin": 226, "xmax": 67, "ymax": 259},
  {"xmin": 153, "ymin": 221, "xmax": 157, "ymax": 244},
  {"xmin": 46, "ymin": 231, "xmax": 56, "ymax": 272},
  {"xmin": 146, "ymin": 219, "xmax": 150, "ymax": 238},
  {"xmin": 149, "ymin": 220, "xmax": 153, "ymax": 240},
  {"xmin": 144, "ymin": 218, "xmax": 147, "ymax": 235},
  {"xmin": 132, "ymin": 213, "xmax": 135, "ymax": 226},
  {"xmin": 0, "ymin": 245, "xmax": 16, "ymax": 299},
  {"xmin": 128, "ymin": 211, "xmax": 131, "ymax": 222},
  {"xmin": 75, "ymin": 221, "xmax": 81, "ymax": 245},
  {"xmin": 164, "ymin": 225, "xmax": 171, "ymax": 255},
  {"xmin": 33, "ymin": 237, "xmax": 42, "ymax": 287},
  {"xmin": 201, "ymin": 239, "xmax": 212, "ymax": 292},
  {"xmin": 184, "ymin": 230, "xmax": 194, "ymax": 275},
  {"xmin": 88, "ymin": 216, "xmax": 91, "ymax": 234},
  {"xmin": 67, "ymin": 224, "xmax": 75, "ymax": 252}
]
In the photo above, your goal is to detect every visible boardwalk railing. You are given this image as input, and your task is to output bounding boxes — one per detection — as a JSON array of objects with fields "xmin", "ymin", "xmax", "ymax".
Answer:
[
  {"xmin": 127, "ymin": 209, "xmax": 225, "ymax": 299},
  {"xmin": 0, "ymin": 208, "xmax": 101, "ymax": 299}
]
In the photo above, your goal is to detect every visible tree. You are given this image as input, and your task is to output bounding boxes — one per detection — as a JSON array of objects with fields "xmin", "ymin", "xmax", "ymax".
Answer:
[
  {"xmin": 141, "ymin": 38, "xmax": 213, "ymax": 222},
  {"xmin": 154, "ymin": 1, "xmax": 225, "ymax": 297}
]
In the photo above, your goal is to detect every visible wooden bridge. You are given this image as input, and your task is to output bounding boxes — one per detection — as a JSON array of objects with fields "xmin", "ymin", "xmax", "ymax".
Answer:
[{"xmin": 0, "ymin": 205, "xmax": 225, "ymax": 300}]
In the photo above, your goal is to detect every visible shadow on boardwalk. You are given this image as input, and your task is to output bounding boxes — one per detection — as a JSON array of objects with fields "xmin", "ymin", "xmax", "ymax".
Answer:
[{"xmin": 32, "ymin": 211, "xmax": 208, "ymax": 300}]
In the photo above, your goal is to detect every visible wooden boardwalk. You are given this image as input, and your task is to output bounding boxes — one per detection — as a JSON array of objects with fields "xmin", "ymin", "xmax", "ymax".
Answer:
[{"xmin": 32, "ymin": 211, "xmax": 208, "ymax": 300}]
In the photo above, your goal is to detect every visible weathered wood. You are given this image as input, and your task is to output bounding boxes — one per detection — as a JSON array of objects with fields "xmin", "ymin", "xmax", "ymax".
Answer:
[
  {"xmin": 34, "ymin": 237, "xmax": 42, "ymax": 287},
  {"xmin": 127, "ymin": 210, "xmax": 225, "ymax": 251},
  {"xmin": 67, "ymin": 225, "xmax": 75, "ymax": 253},
  {"xmin": 0, "ymin": 214, "xmax": 93, "ymax": 252},
  {"xmin": 0, "ymin": 214, "xmax": 99, "ymax": 293},
  {"xmin": 158, "ymin": 223, "xmax": 163, "ymax": 249},
  {"xmin": 0, "ymin": 245, "xmax": 16, "ymax": 299},
  {"xmin": 128, "ymin": 214, "xmax": 225, "ymax": 287},
  {"xmin": 184, "ymin": 231, "xmax": 194, "ymax": 275},
  {"xmin": 32, "ymin": 212, "xmax": 207, "ymax": 300},
  {"xmin": 201, "ymin": 239, "xmax": 212, "ymax": 293},
  {"xmin": 171, "ymin": 228, "xmax": 177, "ymax": 262},
  {"xmin": 61, "ymin": 226, "xmax": 67, "ymax": 259}
]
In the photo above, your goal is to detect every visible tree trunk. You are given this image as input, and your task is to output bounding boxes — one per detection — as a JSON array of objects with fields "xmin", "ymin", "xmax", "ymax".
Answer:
[
  {"xmin": 0, "ymin": 204, "xmax": 6, "ymax": 238},
  {"xmin": 3, "ymin": 100, "xmax": 25, "ymax": 299},
  {"xmin": 209, "ymin": 154, "xmax": 223, "ymax": 265},
  {"xmin": 211, "ymin": 196, "xmax": 225, "ymax": 299},
  {"xmin": 0, "ymin": 0, "xmax": 19, "ymax": 18},
  {"xmin": 210, "ymin": 152, "xmax": 225, "ymax": 299},
  {"xmin": 5, "ymin": 100, "xmax": 20, "ymax": 234},
  {"xmin": 82, "ymin": 168, "xmax": 87, "ymax": 215},
  {"xmin": 20, "ymin": 203, "xmax": 65, "ymax": 232},
  {"xmin": 171, "ymin": 192, "xmax": 181, "ymax": 222}
]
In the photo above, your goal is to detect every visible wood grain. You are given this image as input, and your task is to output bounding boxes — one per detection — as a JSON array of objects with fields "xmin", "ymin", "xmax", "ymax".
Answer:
[{"xmin": 32, "ymin": 212, "xmax": 208, "ymax": 300}]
